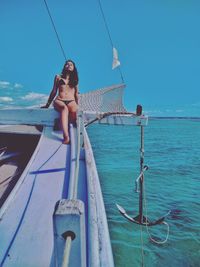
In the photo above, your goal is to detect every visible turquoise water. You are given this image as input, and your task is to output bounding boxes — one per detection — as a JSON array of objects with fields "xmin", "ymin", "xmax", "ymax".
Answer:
[{"xmin": 87, "ymin": 118, "xmax": 200, "ymax": 267}]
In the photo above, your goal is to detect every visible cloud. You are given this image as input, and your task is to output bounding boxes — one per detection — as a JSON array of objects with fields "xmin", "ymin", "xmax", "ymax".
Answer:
[
  {"xmin": 0, "ymin": 80, "xmax": 23, "ymax": 89},
  {"xmin": 0, "ymin": 81, "xmax": 11, "ymax": 89},
  {"xmin": 21, "ymin": 92, "xmax": 48, "ymax": 101},
  {"xmin": 14, "ymin": 83, "xmax": 23, "ymax": 89},
  {"xmin": 0, "ymin": 96, "xmax": 13, "ymax": 102}
]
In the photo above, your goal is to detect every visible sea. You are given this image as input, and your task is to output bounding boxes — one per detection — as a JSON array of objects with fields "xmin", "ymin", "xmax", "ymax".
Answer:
[{"xmin": 87, "ymin": 118, "xmax": 200, "ymax": 267}]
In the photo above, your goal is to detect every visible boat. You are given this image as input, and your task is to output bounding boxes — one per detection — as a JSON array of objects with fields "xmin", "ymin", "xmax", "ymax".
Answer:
[
  {"xmin": 0, "ymin": 83, "xmax": 148, "ymax": 266},
  {"xmin": 0, "ymin": 2, "xmax": 170, "ymax": 266}
]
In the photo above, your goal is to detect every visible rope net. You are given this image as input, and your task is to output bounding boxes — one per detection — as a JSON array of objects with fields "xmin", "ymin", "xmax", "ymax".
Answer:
[{"xmin": 79, "ymin": 84, "xmax": 127, "ymax": 113}]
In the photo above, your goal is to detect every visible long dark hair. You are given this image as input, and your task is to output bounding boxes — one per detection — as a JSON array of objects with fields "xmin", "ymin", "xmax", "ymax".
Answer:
[{"xmin": 61, "ymin": 60, "xmax": 79, "ymax": 88}]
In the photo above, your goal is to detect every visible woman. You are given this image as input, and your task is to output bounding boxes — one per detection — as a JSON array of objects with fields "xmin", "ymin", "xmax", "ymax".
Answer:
[{"xmin": 42, "ymin": 60, "xmax": 79, "ymax": 144}]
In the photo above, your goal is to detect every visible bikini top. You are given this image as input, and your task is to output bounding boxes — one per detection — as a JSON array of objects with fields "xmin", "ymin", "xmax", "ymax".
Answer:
[{"xmin": 58, "ymin": 78, "xmax": 67, "ymax": 86}]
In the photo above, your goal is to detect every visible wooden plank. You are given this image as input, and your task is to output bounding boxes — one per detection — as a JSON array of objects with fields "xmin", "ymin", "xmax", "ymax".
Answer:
[
  {"xmin": 0, "ymin": 125, "xmax": 43, "ymax": 135},
  {"xmin": 0, "ymin": 108, "xmax": 59, "ymax": 126},
  {"xmin": 0, "ymin": 108, "xmax": 148, "ymax": 127}
]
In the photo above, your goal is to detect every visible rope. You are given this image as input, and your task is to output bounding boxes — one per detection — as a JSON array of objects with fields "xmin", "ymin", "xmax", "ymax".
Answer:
[
  {"xmin": 0, "ymin": 172, "xmax": 20, "ymax": 186},
  {"xmin": 139, "ymin": 125, "xmax": 169, "ymax": 244},
  {"xmin": 0, "ymin": 147, "xmax": 7, "ymax": 157},
  {"xmin": 143, "ymin": 175, "xmax": 170, "ymax": 244},
  {"xmin": 139, "ymin": 225, "xmax": 145, "ymax": 267},
  {"xmin": 0, "ymin": 141, "xmax": 63, "ymax": 266},
  {"xmin": 97, "ymin": 0, "xmax": 114, "ymax": 47},
  {"xmin": 97, "ymin": 0, "xmax": 124, "ymax": 83},
  {"xmin": 43, "ymin": 0, "xmax": 67, "ymax": 60}
]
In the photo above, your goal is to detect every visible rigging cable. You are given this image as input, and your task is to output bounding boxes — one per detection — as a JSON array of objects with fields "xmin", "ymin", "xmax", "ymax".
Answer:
[
  {"xmin": 139, "ymin": 224, "xmax": 145, "ymax": 267},
  {"xmin": 43, "ymin": 0, "xmax": 67, "ymax": 61},
  {"xmin": 97, "ymin": 0, "xmax": 125, "ymax": 83}
]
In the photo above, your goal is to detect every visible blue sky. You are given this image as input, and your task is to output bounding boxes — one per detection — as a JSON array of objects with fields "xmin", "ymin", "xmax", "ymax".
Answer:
[{"xmin": 0, "ymin": 0, "xmax": 200, "ymax": 116}]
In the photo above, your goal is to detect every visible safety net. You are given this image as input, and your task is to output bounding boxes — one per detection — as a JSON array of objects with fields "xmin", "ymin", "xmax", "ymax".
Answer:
[{"xmin": 79, "ymin": 84, "xmax": 127, "ymax": 113}]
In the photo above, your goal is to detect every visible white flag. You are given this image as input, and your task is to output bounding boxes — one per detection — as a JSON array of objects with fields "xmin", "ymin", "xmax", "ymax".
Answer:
[{"xmin": 112, "ymin": 47, "xmax": 120, "ymax": 69}]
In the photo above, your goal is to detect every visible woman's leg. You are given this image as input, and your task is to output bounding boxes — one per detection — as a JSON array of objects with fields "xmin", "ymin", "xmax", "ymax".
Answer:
[
  {"xmin": 54, "ymin": 100, "xmax": 70, "ymax": 143},
  {"xmin": 68, "ymin": 101, "xmax": 78, "ymax": 124}
]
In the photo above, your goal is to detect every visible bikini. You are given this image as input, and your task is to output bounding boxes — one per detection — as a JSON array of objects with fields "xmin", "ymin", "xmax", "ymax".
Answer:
[
  {"xmin": 59, "ymin": 99, "xmax": 74, "ymax": 106},
  {"xmin": 58, "ymin": 78, "xmax": 67, "ymax": 86},
  {"xmin": 57, "ymin": 78, "xmax": 74, "ymax": 106}
]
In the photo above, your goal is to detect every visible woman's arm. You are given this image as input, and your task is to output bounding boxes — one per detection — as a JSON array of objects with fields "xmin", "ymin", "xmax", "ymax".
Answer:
[
  {"xmin": 75, "ymin": 85, "xmax": 79, "ymax": 105},
  {"xmin": 41, "ymin": 75, "xmax": 59, "ymax": 108}
]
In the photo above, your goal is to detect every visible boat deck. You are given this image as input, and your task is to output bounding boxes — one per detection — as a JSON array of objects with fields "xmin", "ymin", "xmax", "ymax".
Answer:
[{"xmin": 0, "ymin": 127, "xmax": 71, "ymax": 266}]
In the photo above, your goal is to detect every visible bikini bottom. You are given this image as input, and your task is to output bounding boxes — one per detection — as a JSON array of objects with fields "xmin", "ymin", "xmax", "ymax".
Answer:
[{"xmin": 59, "ymin": 99, "xmax": 74, "ymax": 106}]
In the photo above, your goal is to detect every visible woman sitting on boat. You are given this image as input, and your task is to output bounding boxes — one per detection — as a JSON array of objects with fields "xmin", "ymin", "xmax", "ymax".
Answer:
[{"xmin": 42, "ymin": 60, "xmax": 79, "ymax": 144}]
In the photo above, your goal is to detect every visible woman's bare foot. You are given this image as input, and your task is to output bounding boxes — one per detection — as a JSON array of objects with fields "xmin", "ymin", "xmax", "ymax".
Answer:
[{"xmin": 63, "ymin": 136, "xmax": 70, "ymax": 145}]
